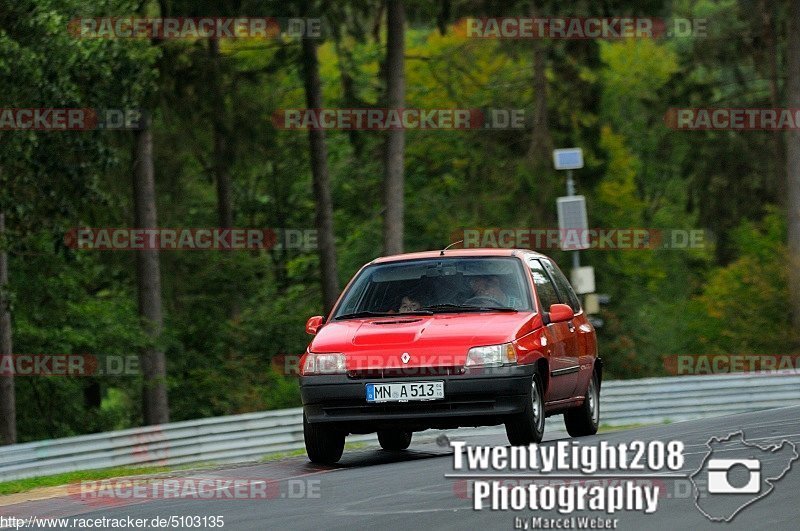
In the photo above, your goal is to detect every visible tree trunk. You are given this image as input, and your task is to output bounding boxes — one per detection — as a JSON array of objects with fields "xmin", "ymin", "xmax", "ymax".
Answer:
[
  {"xmin": 371, "ymin": 3, "xmax": 385, "ymax": 42},
  {"xmin": 528, "ymin": 0, "xmax": 552, "ymax": 163},
  {"xmin": 436, "ymin": 0, "xmax": 451, "ymax": 35},
  {"xmin": 787, "ymin": 0, "xmax": 800, "ymax": 337},
  {"xmin": 762, "ymin": 0, "xmax": 785, "ymax": 204},
  {"xmin": 333, "ymin": 36, "xmax": 363, "ymax": 157},
  {"xmin": 209, "ymin": 39, "xmax": 233, "ymax": 229},
  {"xmin": 301, "ymin": 38, "xmax": 340, "ymax": 315},
  {"xmin": 209, "ymin": 38, "xmax": 240, "ymax": 319},
  {"xmin": 0, "ymin": 212, "xmax": 16, "ymax": 445},
  {"xmin": 383, "ymin": 0, "xmax": 406, "ymax": 255},
  {"xmin": 132, "ymin": 112, "xmax": 169, "ymax": 425}
]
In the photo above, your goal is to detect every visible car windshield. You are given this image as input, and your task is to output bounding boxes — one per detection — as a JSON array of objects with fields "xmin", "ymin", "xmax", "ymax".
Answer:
[{"xmin": 332, "ymin": 257, "xmax": 533, "ymax": 319}]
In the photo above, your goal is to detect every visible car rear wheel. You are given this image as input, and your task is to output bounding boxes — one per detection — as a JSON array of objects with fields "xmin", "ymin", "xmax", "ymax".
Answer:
[
  {"xmin": 505, "ymin": 373, "xmax": 545, "ymax": 445},
  {"xmin": 303, "ymin": 412, "xmax": 345, "ymax": 464},
  {"xmin": 378, "ymin": 430, "xmax": 412, "ymax": 451},
  {"xmin": 564, "ymin": 373, "xmax": 600, "ymax": 437}
]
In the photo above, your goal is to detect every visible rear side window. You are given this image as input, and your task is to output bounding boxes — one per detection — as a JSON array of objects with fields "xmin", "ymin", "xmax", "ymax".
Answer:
[
  {"xmin": 527, "ymin": 258, "xmax": 559, "ymax": 311},
  {"xmin": 540, "ymin": 259, "xmax": 582, "ymax": 313}
]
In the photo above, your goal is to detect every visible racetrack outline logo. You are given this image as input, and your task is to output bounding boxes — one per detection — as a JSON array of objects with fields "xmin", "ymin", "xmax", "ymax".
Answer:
[{"xmin": 690, "ymin": 431, "xmax": 798, "ymax": 522}]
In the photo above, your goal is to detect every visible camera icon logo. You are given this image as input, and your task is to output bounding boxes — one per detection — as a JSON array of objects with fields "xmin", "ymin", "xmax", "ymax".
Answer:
[
  {"xmin": 690, "ymin": 431, "xmax": 798, "ymax": 522},
  {"xmin": 707, "ymin": 458, "xmax": 760, "ymax": 494}
]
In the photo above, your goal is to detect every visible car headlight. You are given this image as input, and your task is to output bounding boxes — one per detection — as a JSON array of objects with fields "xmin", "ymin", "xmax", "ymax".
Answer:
[
  {"xmin": 465, "ymin": 343, "xmax": 517, "ymax": 367},
  {"xmin": 302, "ymin": 353, "xmax": 347, "ymax": 375}
]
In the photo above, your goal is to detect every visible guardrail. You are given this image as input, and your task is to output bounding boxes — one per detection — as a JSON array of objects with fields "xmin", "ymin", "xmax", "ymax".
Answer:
[{"xmin": 1, "ymin": 372, "xmax": 798, "ymax": 481}]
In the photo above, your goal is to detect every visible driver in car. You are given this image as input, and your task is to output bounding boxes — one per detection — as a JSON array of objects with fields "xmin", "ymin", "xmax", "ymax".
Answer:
[
  {"xmin": 398, "ymin": 296, "xmax": 422, "ymax": 313},
  {"xmin": 466, "ymin": 275, "xmax": 509, "ymax": 306}
]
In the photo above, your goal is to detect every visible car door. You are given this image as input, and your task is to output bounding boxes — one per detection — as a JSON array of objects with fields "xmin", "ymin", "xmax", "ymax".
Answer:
[
  {"xmin": 526, "ymin": 257, "xmax": 576, "ymax": 401},
  {"xmin": 540, "ymin": 258, "xmax": 584, "ymax": 398}
]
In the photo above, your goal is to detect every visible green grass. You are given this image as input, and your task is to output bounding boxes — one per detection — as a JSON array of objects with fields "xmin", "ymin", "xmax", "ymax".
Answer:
[
  {"xmin": 598, "ymin": 422, "xmax": 663, "ymax": 433},
  {"xmin": 258, "ymin": 448, "xmax": 307, "ymax": 462},
  {"xmin": 258, "ymin": 441, "xmax": 370, "ymax": 463},
  {"xmin": 2, "ymin": 442, "xmax": 377, "ymax": 496},
  {"xmin": 0, "ymin": 466, "xmax": 175, "ymax": 497}
]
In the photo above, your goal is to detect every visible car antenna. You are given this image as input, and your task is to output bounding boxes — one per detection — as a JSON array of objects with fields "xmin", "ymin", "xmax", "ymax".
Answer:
[{"xmin": 440, "ymin": 240, "xmax": 463, "ymax": 256}]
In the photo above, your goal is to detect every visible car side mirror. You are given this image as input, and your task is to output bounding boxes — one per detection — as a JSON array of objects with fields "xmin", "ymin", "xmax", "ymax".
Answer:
[
  {"xmin": 548, "ymin": 303, "xmax": 574, "ymax": 323},
  {"xmin": 306, "ymin": 315, "xmax": 324, "ymax": 335}
]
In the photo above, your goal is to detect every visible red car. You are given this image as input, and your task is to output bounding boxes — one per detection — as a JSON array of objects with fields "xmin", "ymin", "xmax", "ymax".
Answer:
[{"xmin": 300, "ymin": 249, "xmax": 601, "ymax": 464}]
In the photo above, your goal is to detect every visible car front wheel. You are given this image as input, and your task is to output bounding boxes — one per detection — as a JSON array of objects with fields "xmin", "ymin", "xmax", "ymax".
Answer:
[
  {"xmin": 377, "ymin": 430, "xmax": 412, "ymax": 451},
  {"xmin": 564, "ymin": 373, "xmax": 600, "ymax": 437},
  {"xmin": 303, "ymin": 412, "xmax": 345, "ymax": 464},
  {"xmin": 505, "ymin": 372, "xmax": 545, "ymax": 445}
]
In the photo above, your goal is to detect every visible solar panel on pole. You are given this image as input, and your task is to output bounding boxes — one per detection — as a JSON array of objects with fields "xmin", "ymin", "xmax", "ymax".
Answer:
[{"xmin": 556, "ymin": 195, "xmax": 589, "ymax": 251}]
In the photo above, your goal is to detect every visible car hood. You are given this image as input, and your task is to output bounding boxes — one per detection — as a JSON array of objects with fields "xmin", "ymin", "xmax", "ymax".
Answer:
[{"xmin": 309, "ymin": 312, "xmax": 537, "ymax": 369}]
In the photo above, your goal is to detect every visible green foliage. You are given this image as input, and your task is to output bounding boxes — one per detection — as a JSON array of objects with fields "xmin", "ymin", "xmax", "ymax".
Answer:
[{"xmin": 687, "ymin": 210, "xmax": 793, "ymax": 354}]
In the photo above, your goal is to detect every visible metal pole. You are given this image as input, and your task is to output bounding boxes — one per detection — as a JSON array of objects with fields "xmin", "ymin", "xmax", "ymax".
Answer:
[
  {"xmin": 566, "ymin": 169, "xmax": 580, "ymax": 269},
  {"xmin": 566, "ymin": 169, "xmax": 576, "ymax": 196}
]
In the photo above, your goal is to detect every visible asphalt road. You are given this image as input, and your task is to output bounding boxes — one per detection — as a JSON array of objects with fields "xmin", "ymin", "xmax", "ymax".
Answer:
[{"xmin": 3, "ymin": 406, "xmax": 799, "ymax": 530}]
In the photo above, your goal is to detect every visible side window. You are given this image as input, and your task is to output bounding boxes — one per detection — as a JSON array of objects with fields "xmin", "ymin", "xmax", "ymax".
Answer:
[
  {"xmin": 527, "ymin": 258, "xmax": 559, "ymax": 311},
  {"xmin": 540, "ymin": 259, "xmax": 582, "ymax": 313}
]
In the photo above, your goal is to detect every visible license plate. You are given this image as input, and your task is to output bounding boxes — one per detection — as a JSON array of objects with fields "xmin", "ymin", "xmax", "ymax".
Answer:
[{"xmin": 366, "ymin": 381, "xmax": 444, "ymax": 403}]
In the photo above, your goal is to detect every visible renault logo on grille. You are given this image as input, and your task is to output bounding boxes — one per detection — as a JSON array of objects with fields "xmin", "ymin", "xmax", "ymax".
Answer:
[{"xmin": 401, "ymin": 352, "xmax": 410, "ymax": 364}]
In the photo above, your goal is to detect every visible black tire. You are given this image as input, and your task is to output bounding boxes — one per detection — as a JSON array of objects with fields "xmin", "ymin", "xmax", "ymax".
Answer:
[
  {"xmin": 303, "ymin": 412, "xmax": 345, "ymax": 464},
  {"xmin": 564, "ymin": 373, "xmax": 600, "ymax": 437},
  {"xmin": 377, "ymin": 430, "xmax": 412, "ymax": 451},
  {"xmin": 505, "ymin": 373, "xmax": 546, "ymax": 445}
]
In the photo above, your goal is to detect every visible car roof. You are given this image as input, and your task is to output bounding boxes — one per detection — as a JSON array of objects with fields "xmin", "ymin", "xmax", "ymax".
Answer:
[{"xmin": 370, "ymin": 248, "xmax": 550, "ymax": 264}]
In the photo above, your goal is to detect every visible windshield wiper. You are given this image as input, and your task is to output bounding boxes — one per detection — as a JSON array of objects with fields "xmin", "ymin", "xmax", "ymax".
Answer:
[
  {"xmin": 422, "ymin": 304, "xmax": 519, "ymax": 313},
  {"xmin": 335, "ymin": 311, "xmax": 392, "ymax": 320},
  {"xmin": 422, "ymin": 303, "xmax": 475, "ymax": 312},
  {"xmin": 334, "ymin": 310, "xmax": 432, "ymax": 320}
]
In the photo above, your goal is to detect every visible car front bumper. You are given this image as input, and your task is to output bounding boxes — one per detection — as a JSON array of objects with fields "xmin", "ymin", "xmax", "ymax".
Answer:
[{"xmin": 300, "ymin": 364, "xmax": 534, "ymax": 433}]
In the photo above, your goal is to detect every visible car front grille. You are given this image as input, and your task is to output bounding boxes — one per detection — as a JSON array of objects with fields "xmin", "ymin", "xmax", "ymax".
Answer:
[
  {"xmin": 347, "ymin": 366, "xmax": 465, "ymax": 379},
  {"xmin": 322, "ymin": 398, "xmax": 496, "ymax": 417}
]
